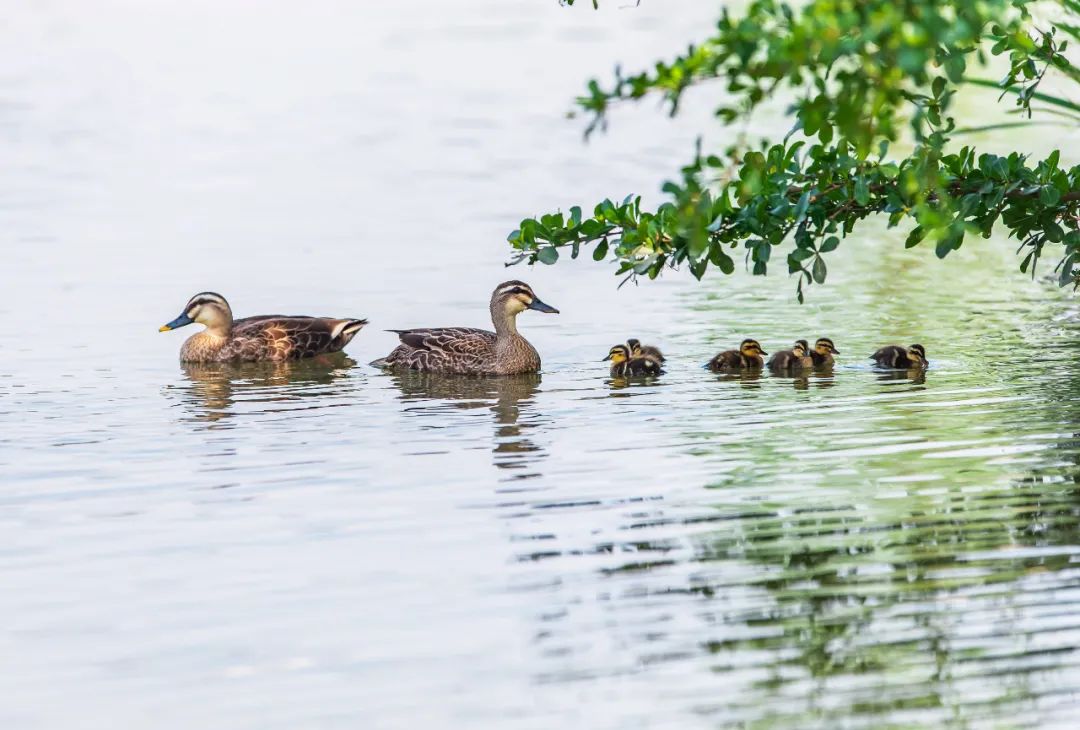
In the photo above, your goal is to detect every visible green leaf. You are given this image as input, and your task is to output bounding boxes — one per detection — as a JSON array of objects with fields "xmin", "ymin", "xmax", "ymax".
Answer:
[
  {"xmin": 811, "ymin": 255, "xmax": 827, "ymax": 284},
  {"xmin": 905, "ymin": 227, "xmax": 926, "ymax": 249},
  {"xmin": 1020, "ymin": 250, "xmax": 1034, "ymax": 273},
  {"xmin": 794, "ymin": 191, "xmax": 811, "ymax": 222},
  {"xmin": 854, "ymin": 177, "xmax": 870, "ymax": 206},
  {"xmin": 710, "ymin": 245, "xmax": 735, "ymax": 274},
  {"xmin": 579, "ymin": 219, "xmax": 598, "ymax": 236},
  {"xmin": 536, "ymin": 247, "xmax": 559, "ymax": 265},
  {"xmin": 1040, "ymin": 186, "xmax": 1061, "ymax": 206},
  {"xmin": 944, "ymin": 54, "xmax": 966, "ymax": 83},
  {"xmin": 819, "ymin": 236, "xmax": 840, "ymax": 253},
  {"xmin": 1059, "ymin": 254, "xmax": 1075, "ymax": 287}
]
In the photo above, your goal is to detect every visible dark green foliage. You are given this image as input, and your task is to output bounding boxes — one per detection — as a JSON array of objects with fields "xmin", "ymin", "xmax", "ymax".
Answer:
[{"xmin": 515, "ymin": 0, "xmax": 1080, "ymax": 299}]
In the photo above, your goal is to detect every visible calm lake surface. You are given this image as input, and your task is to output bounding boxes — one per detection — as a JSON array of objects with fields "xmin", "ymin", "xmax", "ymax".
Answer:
[{"xmin": 3, "ymin": 2, "xmax": 1080, "ymax": 728}]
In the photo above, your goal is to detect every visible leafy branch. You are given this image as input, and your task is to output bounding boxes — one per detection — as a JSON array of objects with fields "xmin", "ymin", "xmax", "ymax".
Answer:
[{"xmin": 512, "ymin": 0, "xmax": 1080, "ymax": 298}]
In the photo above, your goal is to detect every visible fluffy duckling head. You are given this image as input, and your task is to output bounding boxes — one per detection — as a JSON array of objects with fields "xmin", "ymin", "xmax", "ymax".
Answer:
[
  {"xmin": 908, "ymin": 343, "xmax": 926, "ymax": 363},
  {"xmin": 160, "ymin": 292, "xmax": 234, "ymax": 334},
  {"xmin": 491, "ymin": 280, "xmax": 559, "ymax": 317},
  {"xmin": 603, "ymin": 344, "xmax": 631, "ymax": 365},
  {"xmin": 815, "ymin": 337, "xmax": 840, "ymax": 356},
  {"xmin": 740, "ymin": 338, "xmax": 768, "ymax": 357},
  {"xmin": 795, "ymin": 339, "xmax": 810, "ymax": 352},
  {"xmin": 627, "ymin": 338, "xmax": 642, "ymax": 356},
  {"xmin": 792, "ymin": 341, "xmax": 808, "ymax": 358}
]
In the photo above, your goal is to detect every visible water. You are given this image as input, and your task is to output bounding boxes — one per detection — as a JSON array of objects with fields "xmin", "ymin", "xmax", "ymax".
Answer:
[{"xmin": 3, "ymin": 2, "xmax": 1080, "ymax": 728}]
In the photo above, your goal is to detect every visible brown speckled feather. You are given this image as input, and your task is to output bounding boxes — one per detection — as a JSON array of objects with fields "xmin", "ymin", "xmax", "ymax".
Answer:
[
  {"xmin": 377, "ymin": 327, "xmax": 539, "ymax": 375},
  {"xmin": 181, "ymin": 316, "xmax": 366, "ymax": 363}
]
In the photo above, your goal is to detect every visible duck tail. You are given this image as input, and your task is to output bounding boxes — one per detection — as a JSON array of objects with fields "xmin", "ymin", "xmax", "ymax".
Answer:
[
  {"xmin": 330, "ymin": 318, "xmax": 368, "ymax": 348},
  {"xmin": 341, "ymin": 319, "xmax": 368, "ymax": 336}
]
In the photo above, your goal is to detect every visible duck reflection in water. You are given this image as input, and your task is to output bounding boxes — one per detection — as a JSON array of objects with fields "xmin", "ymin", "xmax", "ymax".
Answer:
[
  {"xmin": 175, "ymin": 354, "xmax": 357, "ymax": 426},
  {"xmin": 769, "ymin": 366, "xmax": 837, "ymax": 390},
  {"xmin": 713, "ymin": 369, "xmax": 765, "ymax": 389},
  {"xmin": 386, "ymin": 371, "xmax": 545, "ymax": 477},
  {"xmin": 876, "ymin": 368, "xmax": 927, "ymax": 386}
]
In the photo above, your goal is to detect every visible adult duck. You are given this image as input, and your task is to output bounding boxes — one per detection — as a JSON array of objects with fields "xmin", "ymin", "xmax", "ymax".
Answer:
[
  {"xmin": 159, "ymin": 292, "xmax": 367, "ymax": 363},
  {"xmin": 370, "ymin": 280, "xmax": 558, "ymax": 375}
]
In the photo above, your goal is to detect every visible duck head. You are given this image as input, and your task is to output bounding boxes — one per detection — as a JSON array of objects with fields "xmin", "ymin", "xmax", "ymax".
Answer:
[
  {"xmin": 491, "ymin": 280, "xmax": 559, "ymax": 317},
  {"xmin": 815, "ymin": 337, "xmax": 840, "ymax": 356},
  {"xmin": 603, "ymin": 344, "xmax": 630, "ymax": 364},
  {"xmin": 160, "ymin": 292, "xmax": 233, "ymax": 336},
  {"xmin": 740, "ymin": 339, "xmax": 767, "ymax": 357}
]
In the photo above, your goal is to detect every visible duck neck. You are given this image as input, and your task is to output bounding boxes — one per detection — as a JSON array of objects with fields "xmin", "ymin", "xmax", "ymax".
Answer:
[
  {"xmin": 491, "ymin": 302, "xmax": 518, "ymax": 338},
  {"xmin": 203, "ymin": 322, "xmax": 232, "ymax": 338}
]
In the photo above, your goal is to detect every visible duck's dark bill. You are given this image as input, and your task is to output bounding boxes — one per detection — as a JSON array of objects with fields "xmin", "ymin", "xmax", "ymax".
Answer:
[
  {"xmin": 528, "ymin": 298, "xmax": 559, "ymax": 314},
  {"xmin": 159, "ymin": 313, "xmax": 194, "ymax": 332}
]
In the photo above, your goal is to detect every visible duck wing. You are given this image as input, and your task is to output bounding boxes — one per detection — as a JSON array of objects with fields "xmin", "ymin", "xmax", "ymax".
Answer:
[
  {"xmin": 640, "ymin": 345, "xmax": 666, "ymax": 363},
  {"xmin": 630, "ymin": 357, "xmax": 663, "ymax": 376},
  {"xmin": 708, "ymin": 350, "xmax": 741, "ymax": 371},
  {"xmin": 373, "ymin": 327, "xmax": 498, "ymax": 372},
  {"xmin": 392, "ymin": 327, "xmax": 496, "ymax": 354},
  {"xmin": 767, "ymin": 350, "xmax": 789, "ymax": 369},
  {"xmin": 231, "ymin": 316, "xmax": 367, "ymax": 360},
  {"xmin": 870, "ymin": 345, "xmax": 907, "ymax": 368}
]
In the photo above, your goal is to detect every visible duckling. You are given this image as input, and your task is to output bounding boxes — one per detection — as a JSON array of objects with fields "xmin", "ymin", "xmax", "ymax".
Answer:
[
  {"xmin": 626, "ymin": 338, "xmax": 666, "ymax": 364},
  {"xmin": 806, "ymin": 337, "xmax": 840, "ymax": 366},
  {"xmin": 871, "ymin": 343, "xmax": 927, "ymax": 369},
  {"xmin": 159, "ymin": 292, "xmax": 367, "ymax": 363},
  {"xmin": 768, "ymin": 340, "xmax": 813, "ymax": 372},
  {"xmin": 603, "ymin": 344, "xmax": 663, "ymax": 377},
  {"xmin": 708, "ymin": 339, "xmax": 768, "ymax": 371},
  {"xmin": 370, "ymin": 280, "xmax": 558, "ymax": 375}
]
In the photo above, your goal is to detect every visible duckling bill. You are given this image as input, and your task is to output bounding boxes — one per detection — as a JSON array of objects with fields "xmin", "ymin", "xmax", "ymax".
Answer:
[
  {"xmin": 871, "ymin": 343, "xmax": 927, "ymax": 369},
  {"xmin": 370, "ymin": 280, "xmax": 558, "ymax": 375},
  {"xmin": 708, "ymin": 339, "xmax": 767, "ymax": 371},
  {"xmin": 604, "ymin": 344, "xmax": 663, "ymax": 377},
  {"xmin": 159, "ymin": 292, "xmax": 367, "ymax": 363}
]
